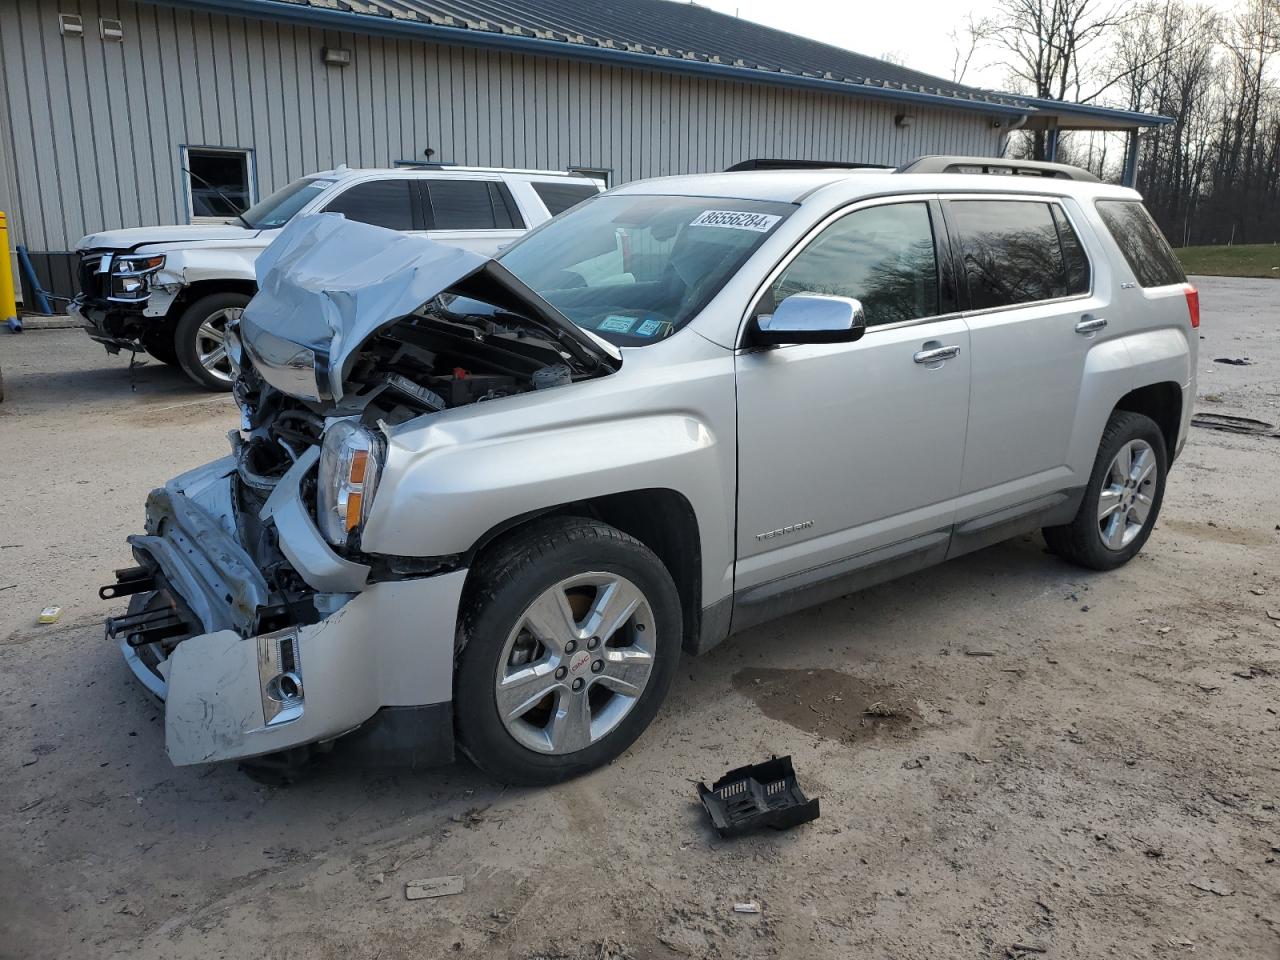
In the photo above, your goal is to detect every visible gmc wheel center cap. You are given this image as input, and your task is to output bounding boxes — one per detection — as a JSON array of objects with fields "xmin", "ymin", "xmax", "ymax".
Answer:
[{"xmin": 569, "ymin": 650, "xmax": 593, "ymax": 675}]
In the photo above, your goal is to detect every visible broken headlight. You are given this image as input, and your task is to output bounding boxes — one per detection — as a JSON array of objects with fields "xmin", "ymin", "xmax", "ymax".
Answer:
[
  {"xmin": 317, "ymin": 420, "xmax": 382, "ymax": 548},
  {"xmin": 109, "ymin": 254, "xmax": 165, "ymax": 301}
]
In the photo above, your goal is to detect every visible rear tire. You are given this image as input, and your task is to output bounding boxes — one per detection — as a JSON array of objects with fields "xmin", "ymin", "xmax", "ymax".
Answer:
[
  {"xmin": 175, "ymin": 292, "xmax": 249, "ymax": 391},
  {"xmin": 454, "ymin": 517, "xmax": 682, "ymax": 786},
  {"xmin": 1043, "ymin": 410, "xmax": 1168, "ymax": 571}
]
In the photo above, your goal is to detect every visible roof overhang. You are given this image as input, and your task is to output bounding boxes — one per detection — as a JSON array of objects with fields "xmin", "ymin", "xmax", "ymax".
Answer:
[
  {"xmin": 147, "ymin": 0, "xmax": 1033, "ymax": 117},
  {"xmin": 1015, "ymin": 96, "xmax": 1175, "ymax": 131},
  {"xmin": 144, "ymin": 1, "xmax": 1173, "ymax": 131}
]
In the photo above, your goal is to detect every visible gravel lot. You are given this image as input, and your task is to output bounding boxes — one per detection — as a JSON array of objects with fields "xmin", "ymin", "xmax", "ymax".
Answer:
[{"xmin": 2, "ymin": 277, "xmax": 1278, "ymax": 960}]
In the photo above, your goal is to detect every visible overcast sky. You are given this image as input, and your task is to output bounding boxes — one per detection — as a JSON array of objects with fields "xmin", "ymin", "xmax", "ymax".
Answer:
[
  {"xmin": 695, "ymin": 0, "xmax": 1242, "ymax": 95},
  {"xmin": 695, "ymin": 0, "xmax": 1015, "ymax": 90}
]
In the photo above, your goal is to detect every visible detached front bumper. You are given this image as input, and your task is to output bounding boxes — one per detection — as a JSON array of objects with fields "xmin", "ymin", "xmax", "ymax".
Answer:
[
  {"xmin": 117, "ymin": 453, "xmax": 467, "ymax": 767},
  {"xmin": 70, "ymin": 296, "xmax": 152, "ymax": 353}
]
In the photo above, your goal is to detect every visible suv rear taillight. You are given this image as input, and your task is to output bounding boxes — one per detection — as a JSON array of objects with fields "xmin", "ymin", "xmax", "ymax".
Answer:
[{"xmin": 1184, "ymin": 284, "xmax": 1200, "ymax": 328}]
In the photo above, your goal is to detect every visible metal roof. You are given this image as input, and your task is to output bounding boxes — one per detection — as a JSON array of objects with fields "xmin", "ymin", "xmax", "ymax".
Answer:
[{"xmin": 162, "ymin": 0, "xmax": 1168, "ymax": 125}]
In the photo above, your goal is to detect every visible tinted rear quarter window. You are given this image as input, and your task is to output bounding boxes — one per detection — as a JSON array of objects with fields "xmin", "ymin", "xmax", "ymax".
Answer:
[
  {"xmin": 323, "ymin": 180, "xmax": 414, "ymax": 231},
  {"xmin": 1094, "ymin": 200, "xmax": 1185, "ymax": 287},
  {"xmin": 948, "ymin": 199, "xmax": 1086, "ymax": 309},
  {"xmin": 532, "ymin": 181, "xmax": 601, "ymax": 217},
  {"xmin": 1051, "ymin": 206, "xmax": 1091, "ymax": 295},
  {"xmin": 425, "ymin": 180, "xmax": 521, "ymax": 230}
]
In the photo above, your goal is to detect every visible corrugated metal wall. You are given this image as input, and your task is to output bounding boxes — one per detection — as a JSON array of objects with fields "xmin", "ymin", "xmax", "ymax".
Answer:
[{"xmin": 0, "ymin": 0, "xmax": 1004, "ymax": 266}]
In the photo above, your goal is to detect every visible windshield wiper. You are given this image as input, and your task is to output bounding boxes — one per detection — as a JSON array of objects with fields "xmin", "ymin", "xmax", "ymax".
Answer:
[{"xmin": 183, "ymin": 167, "xmax": 253, "ymax": 230}]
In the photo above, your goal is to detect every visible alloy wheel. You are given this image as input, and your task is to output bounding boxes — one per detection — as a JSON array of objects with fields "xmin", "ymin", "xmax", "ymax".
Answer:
[
  {"xmin": 494, "ymin": 572, "xmax": 656, "ymax": 755},
  {"xmin": 1097, "ymin": 438, "xmax": 1158, "ymax": 550},
  {"xmin": 195, "ymin": 307, "xmax": 241, "ymax": 383}
]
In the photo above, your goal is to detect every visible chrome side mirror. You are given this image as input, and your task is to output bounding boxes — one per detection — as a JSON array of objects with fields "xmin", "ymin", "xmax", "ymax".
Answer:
[{"xmin": 754, "ymin": 293, "xmax": 867, "ymax": 345}]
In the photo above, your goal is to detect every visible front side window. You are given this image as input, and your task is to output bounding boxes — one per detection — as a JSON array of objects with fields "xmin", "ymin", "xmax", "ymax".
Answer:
[
  {"xmin": 323, "ymin": 180, "xmax": 415, "ymax": 231},
  {"xmin": 241, "ymin": 177, "xmax": 333, "ymax": 229},
  {"xmin": 769, "ymin": 202, "xmax": 940, "ymax": 326},
  {"xmin": 184, "ymin": 147, "xmax": 253, "ymax": 221},
  {"xmin": 948, "ymin": 199, "xmax": 1088, "ymax": 309},
  {"xmin": 499, "ymin": 194, "xmax": 794, "ymax": 345},
  {"xmin": 1095, "ymin": 199, "xmax": 1185, "ymax": 288}
]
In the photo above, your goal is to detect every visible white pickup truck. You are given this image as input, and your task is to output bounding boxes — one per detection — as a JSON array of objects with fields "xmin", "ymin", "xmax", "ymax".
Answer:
[{"xmin": 69, "ymin": 165, "xmax": 602, "ymax": 389}]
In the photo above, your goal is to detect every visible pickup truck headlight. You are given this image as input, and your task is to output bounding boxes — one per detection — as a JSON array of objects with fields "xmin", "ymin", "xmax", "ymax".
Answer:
[
  {"xmin": 317, "ymin": 420, "xmax": 382, "ymax": 547},
  {"xmin": 109, "ymin": 254, "xmax": 166, "ymax": 301}
]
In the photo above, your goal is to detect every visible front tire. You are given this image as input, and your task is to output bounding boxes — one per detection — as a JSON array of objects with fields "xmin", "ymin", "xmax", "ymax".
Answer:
[
  {"xmin": 455, "ymin": 518, "xmax": 682, "ymax": 786},
  {"xmin": 1043, "ymin": 410, "xmax": 1168, "ymax": 571},
  {"xmin": 174, "ymin": 292, "xmax": 249, "ymax": 391},
  {"xmin": 141, "ymin": 324, "xmax": 180, "ymax": 366}
]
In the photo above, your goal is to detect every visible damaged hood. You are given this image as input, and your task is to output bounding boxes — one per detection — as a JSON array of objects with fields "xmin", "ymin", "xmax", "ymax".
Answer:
[
  {"xmin": 239, "ymin": 214, "xmax": 619, "ymax": 403},
  {"xmin": 77, "ymin": 223, "xmax": 263, "ymax": 251}
]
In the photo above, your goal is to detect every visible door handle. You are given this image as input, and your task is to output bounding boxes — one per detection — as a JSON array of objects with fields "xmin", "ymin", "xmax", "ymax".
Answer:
[
  {"xmin": 913, "ymin": 345, "xmax": 961, "ymax": 364},
  {"xmin": 1075, "ymin": 316, "xmax": 1107, "ymax": 334}
]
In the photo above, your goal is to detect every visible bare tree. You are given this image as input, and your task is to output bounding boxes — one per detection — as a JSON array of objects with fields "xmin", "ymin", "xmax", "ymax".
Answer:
[
  {"xmin": 982, "ymin": 0, "xmax": 1134, "ymax": 157},
  {"xmin": 955, "ymin": 0, "xmax": 1280, "ymax": 244},
  {"xmin": 949, "ymin": 14, "xmax": 994, "ymax": 84}
]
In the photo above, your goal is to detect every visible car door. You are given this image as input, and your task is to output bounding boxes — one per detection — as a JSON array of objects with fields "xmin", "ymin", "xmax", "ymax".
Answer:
[
  {"xmin": 734, "ymin": 198, "xmax": 971, "ymax": 611},
  {"xmin": 942, "ymin": 196, "xmax": 1102, "ymax": 535},
  {"xmin": 419, "ymin": 179, "xmax": 526, "ymax": 255}
]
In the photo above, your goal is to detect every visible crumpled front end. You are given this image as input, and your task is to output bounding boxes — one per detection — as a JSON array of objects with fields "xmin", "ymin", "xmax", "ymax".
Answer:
[{"xmin": 110, "ymin": 450, "xmax": 466, "ymax": 767}]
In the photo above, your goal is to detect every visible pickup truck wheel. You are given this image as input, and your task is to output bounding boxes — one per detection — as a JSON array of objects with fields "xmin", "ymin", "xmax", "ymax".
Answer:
[
  {"xmin": 455, "ymin": 518, "xmax": 682, "ymax": 786},
  {"xmin": 140, "ymin": 326, "xmax": 179, "ymax": 366},
  {"xmin": 1043, "ymin": 411, "xmax": 1168, "ymax": 571},
  {"xmin": 174, "ymin": 292, "xmax": 248, "ymax": 391}
]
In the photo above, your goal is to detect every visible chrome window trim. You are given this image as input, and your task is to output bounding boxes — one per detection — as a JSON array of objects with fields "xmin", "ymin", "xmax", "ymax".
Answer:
[{"xmin": 736, "ymin": 193, "xmax": 959, "ymax": 347}]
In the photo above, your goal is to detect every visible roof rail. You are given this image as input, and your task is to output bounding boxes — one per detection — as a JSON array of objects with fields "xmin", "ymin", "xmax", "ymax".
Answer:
[
  {"xmin": 394, "ymin": 163, "xmax": 586, "ymax": 177},
  {"xmin": 726, "ymin": 158, "xmax": 893, "ymax": 172},
  {"xmin": 896, "ymin": 155, "xmax": 1100, "ymax": 182}
]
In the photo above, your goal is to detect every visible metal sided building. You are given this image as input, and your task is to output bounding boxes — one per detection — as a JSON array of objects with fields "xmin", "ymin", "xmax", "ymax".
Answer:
[{"xmin": 0, "ymin": 0, "xmax": 1169, "ymax": 301}]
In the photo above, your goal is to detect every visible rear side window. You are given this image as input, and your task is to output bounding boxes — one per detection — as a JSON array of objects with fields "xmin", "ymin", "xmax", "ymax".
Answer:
[
  {"xmin": 323, "ymin": 180, "xmax": 414, "ymax": 231},
  {"xmin": 532, "ymin": 181, "xmax": 600, "ymax": 217},
  {"xmin": 948, "ymin": 199, "xmax": 1089, "ymax": 309},
  {"xmin": 1051, "ymin": 206, "xmax": 1091, "ymax": 295},
  {"xmin": 425, "ymin": 180, "xmax": 522, "ymax": 230},
  {"xmin": 770, "ymin": 201, "xmax": 940, "ymax": 327},
  {"xmin": 1095, "ymin": 200, "xmax": 1185, "ymax": 287}
]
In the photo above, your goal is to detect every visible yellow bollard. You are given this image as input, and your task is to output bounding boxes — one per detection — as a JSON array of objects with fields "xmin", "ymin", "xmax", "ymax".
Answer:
[{"xmin": 0, "ymin": 211, "xmax": 17, "ymax": 328}]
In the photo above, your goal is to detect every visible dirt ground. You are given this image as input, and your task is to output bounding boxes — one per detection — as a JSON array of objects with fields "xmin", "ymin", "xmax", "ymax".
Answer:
[{"xmin": 1, "ymin": 277, "xmax": 1278, "ymax": 960}]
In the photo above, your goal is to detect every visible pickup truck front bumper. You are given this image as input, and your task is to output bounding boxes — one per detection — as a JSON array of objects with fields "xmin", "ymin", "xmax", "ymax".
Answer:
[
  {"xmin": 116, "ymin": 453, "xmax": 467, "ymax": 767},
  {"xmin": 70, "ymin": 296, "xmax": 155, "ymax": 353}
]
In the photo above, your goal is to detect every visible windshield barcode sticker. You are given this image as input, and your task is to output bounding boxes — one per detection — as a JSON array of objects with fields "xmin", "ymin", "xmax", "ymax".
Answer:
[{"xmin": 689, "ymin": 210, "xmax": 782, "ymax": 232}]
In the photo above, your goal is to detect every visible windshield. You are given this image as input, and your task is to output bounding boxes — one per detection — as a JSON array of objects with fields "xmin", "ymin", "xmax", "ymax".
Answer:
[
  {"xmin": 241, "ymin": 178, "xmax": 334, "ymax": 230},
  {"xmin": 498, "ymin": 194, "xmax": 794, "ymax": 345}
]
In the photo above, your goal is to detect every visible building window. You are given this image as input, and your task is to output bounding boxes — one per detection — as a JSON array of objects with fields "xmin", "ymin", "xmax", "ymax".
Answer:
[{"xmin": 182, "ymin": 147, "xmax": 255, "ymax": 222}]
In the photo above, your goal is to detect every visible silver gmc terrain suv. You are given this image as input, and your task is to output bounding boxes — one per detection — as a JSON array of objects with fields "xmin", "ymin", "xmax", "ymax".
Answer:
[{"xmin": 103, "ymin": 156, "xmax": 1198, "ymax": 785}]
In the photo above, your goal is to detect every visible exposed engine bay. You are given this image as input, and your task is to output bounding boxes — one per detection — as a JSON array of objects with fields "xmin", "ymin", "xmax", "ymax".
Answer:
[{"xmin": 233, "ymin": 290, "xmax": 593, "ymax": 493}]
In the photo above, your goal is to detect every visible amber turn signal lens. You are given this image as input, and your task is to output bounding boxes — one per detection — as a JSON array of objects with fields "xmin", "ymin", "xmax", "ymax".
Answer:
[
  {"xmin": 348, "ymin": 449, "xmax": 369, "ymax": 485},
  {"xmin": 345, "ymin": 492, "xmax": 363, "ymax": 531}
]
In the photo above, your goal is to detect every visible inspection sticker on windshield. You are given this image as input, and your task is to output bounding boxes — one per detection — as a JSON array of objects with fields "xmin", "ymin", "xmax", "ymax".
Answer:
[
  {"xmin": 635, "ymin": 318, "xmax": 670, "ymax": 337},
  {"xmin": 689, "ymin": 210, "xmax": 782, "ymax": 232},
  {"xmin": 599, "ymin": 315, "xmax": 638, "ymax": 333}
]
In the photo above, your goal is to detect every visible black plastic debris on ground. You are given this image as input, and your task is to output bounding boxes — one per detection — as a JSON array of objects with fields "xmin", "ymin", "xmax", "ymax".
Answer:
[
  {"xmin": 697, "ymin": 755, "xmax": 820, "ymax": 838},
  {"xmin": 1213, "ymin": 357, "xmax": 1253, "ymax": 365},
  {"xmin": 1190, "ymin": 413, "xmax": 1279, "ymax": 437}
]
